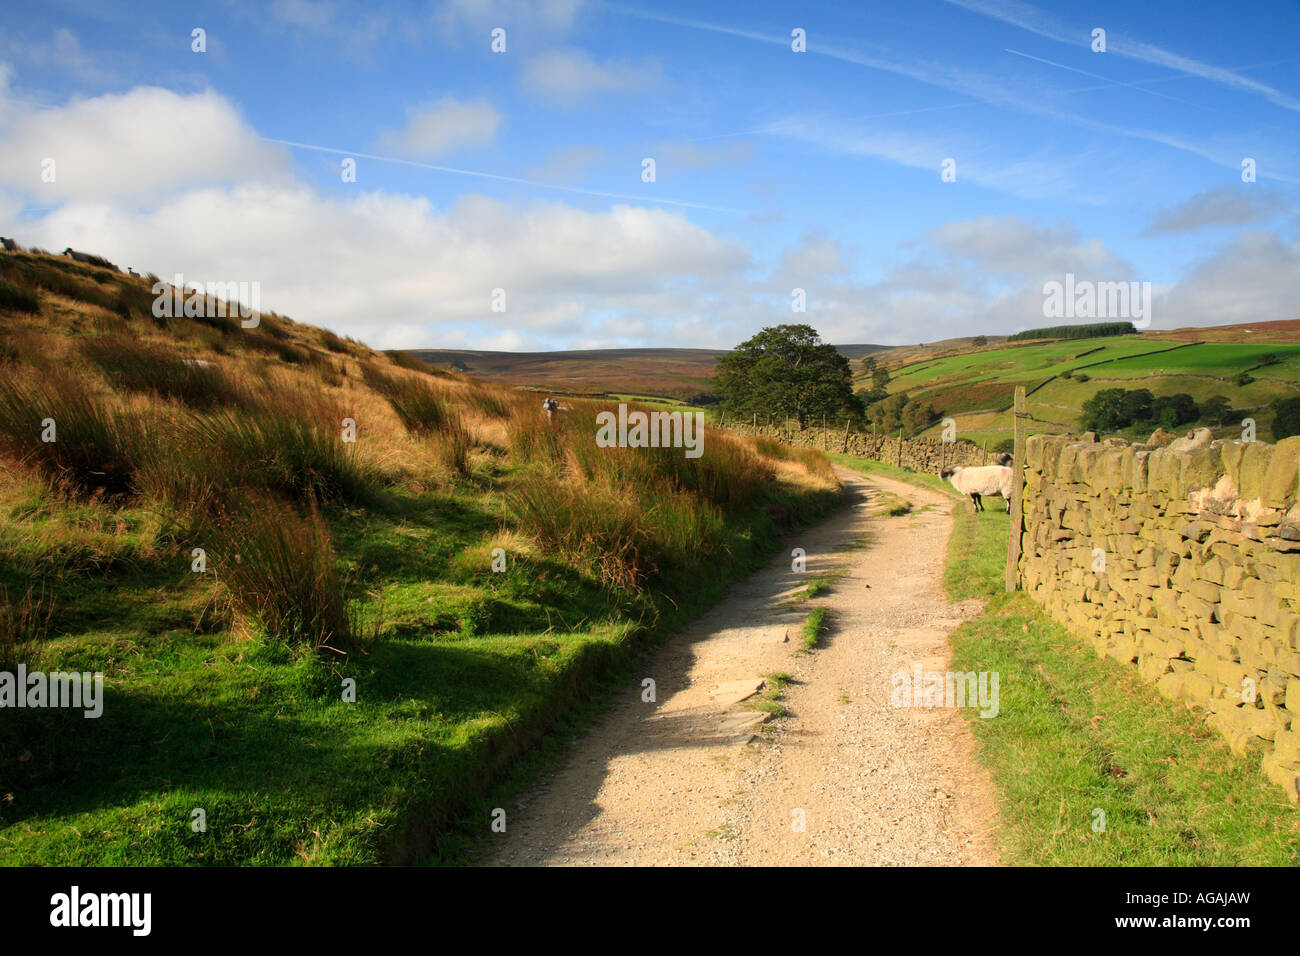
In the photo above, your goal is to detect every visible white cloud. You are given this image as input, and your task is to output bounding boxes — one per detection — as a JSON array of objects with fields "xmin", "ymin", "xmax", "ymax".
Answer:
[
  {"xmin": 926, "ymin": 215, "xmax": 1131, "ymax": 278},
  {"xmin": 0, "ymin": 84, "xmax": 290, "ymax": 202},
  {"xmin": 776, "ymin": 216, "xmax": 1146, "ymax": 345},
  {"xmin": 1164, "ymin": 231, "xmax": 1300, "ymax": 327},
  {"xmin": 1, "ymin": 28, "xmax": 118, "ymax": 85},
  {"xmin": 522, "ymin": 48, "xmax": 662, "ymax": 105},
  {"xmin": 29, "ymin": 184, "xmax": 748, "ymax": 346},
  {"xmin": 777, "ymin": 230, "xmax": 850, "ymax": 282},
  {"xmin": 373, "ymin": 97, "xmax": 502, "ymax": 159},
  {"xmin": 1143, "ymin": 185, "xmax": 1288, "ymax": 236}
]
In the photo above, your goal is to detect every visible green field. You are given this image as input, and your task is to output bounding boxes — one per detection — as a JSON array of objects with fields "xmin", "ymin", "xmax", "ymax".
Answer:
[
  {"xmin": 867, "ymin": 334, "xmax": 1300, "ymax": 445},
  {"xmin": 884, "ymin": 338, "xmax": 1175, "ymax": 393}
]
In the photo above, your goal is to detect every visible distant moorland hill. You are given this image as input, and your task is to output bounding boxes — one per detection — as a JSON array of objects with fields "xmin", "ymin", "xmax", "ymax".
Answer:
[{"xmin": 408, "ymin": 344, "xmax": 893, "ymax": 401}]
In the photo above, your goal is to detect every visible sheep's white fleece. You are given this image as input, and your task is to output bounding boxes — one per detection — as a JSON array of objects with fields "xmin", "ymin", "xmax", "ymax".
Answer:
[{"xmin": 946, "ymin": 465, "xmax": 1012, "ymax": 498}]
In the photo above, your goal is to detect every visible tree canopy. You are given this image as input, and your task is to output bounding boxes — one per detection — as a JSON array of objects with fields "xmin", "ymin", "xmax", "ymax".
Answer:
[{"xmin": 714, "ymin": 324, "xmax": 859, "ymax": 426}]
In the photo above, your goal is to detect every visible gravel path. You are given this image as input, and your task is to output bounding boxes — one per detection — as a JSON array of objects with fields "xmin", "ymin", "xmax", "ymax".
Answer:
[{"xmin": 487, "ymin": 467, "xmax": 1001, "ymax": 866}]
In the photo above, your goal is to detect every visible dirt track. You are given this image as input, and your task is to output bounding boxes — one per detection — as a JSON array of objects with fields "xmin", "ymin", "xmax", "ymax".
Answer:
[{"xmin": 487, "ymin": 467, "xmax": 1001, "ymax": 866}]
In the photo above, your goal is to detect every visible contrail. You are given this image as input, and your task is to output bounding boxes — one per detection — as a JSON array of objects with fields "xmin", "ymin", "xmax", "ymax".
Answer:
[
  {"xmin": 262, "ymin": 138, "xmax": 747, "ymax": 214},
  {"xmin": 613, "ymin": 7, "xmax": 1298, "ymax": 181},
  {"xmin": 1004, "ymin": 48, "xmax": 1298, "ymax": 134}
]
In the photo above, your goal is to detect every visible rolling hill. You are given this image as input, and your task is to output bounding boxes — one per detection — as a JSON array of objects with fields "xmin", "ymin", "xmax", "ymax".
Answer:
[
  {"xmin": 864, "ymin": 331, "xmax": 1300, "ymax": 446},
  {"xmin": 407, "ymin": 343, "xmax": 893, "ymax": 401}
]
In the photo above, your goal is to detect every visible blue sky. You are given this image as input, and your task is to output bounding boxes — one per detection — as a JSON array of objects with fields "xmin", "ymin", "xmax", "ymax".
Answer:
[{"xmin": 1, "ymin": 0, "xmax": 1297, "ymax": 349}]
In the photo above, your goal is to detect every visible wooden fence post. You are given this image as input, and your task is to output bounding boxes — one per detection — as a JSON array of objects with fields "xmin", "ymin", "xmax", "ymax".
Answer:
[
  {"xmin": 896, "ymin": 428, "xmax": 903, "ymax": 468},
  {"xmin": 982, "ymin": 439, "xmax": 988, "ymax": 465},
  {"xmin": 841, "ymin": 419, "xmax": 852, "ymax": 453},
  {"xmin": 1006, "ymin": 386, "xmax": 1027, "ymax": 593}
]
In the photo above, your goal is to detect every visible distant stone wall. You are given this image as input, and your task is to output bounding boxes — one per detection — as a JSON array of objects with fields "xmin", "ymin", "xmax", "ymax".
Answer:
[
  {"xmin": 728, "ymin": 424, "xmax": 994, "ymax": 473},
  {"xmin": 1019, "ymin": 429, "xmax": 1300, "ymax": 799}
]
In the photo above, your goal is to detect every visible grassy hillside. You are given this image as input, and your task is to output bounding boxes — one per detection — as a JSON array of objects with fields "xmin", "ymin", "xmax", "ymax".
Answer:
[
  {"xmin": 0, "ymin": 249, "xmax": 841, "ymax": 865},
  {"xmin": 861, "ymin": 332, "xmax": 1300, "ymax": 446}
]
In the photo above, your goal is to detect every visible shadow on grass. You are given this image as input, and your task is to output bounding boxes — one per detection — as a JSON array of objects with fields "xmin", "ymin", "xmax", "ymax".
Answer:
[{"xmin": 0, "ymin": 636, "xmax": 605, "ymax": 859}]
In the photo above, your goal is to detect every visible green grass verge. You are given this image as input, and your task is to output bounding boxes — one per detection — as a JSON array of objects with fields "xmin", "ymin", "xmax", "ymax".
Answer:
[
  {"xmin": 942, "ymin": 499, "xmax": 1300, "ymax": 864},
  {"xmin": 0, "ymin": 477, "xmax": 841, "ymax": 866},
  {"xmin": 833, "ymin": 448, "xmax": 1300, "ymax": 863}
]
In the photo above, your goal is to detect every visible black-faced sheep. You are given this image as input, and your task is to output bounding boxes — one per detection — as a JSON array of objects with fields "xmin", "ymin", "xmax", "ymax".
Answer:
[
  {"xmin": 995, "ymin": 452, "xmax": 1013, "ymax": 466},
  {"xmin": 0, "ymin": 237, "xmax": 17, "ymax": 252},
  {"xmin": 62, "ymin": 247, "xmax": 120, "ymax": 271},
  {"xmin": 941, "ymin": 464, "xmax": 1013, "ymax": 513}
]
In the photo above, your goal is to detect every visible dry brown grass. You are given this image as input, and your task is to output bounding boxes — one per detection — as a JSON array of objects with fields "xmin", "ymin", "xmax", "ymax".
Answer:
[{"xmin": 0, "ymin": 248, "xmax": 839, "ymax": 612}]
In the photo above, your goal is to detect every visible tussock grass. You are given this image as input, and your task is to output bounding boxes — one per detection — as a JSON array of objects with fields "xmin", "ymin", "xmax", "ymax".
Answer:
[
  {"xmin": 319, "ymin": 328, "xmax": 352, "ymax": 354},
  {"xmin": 790, "ymin": 445, "xmax": 833, "ymax": 479},
  {"xmin": 463, "ymin": 382, "xmax": 513, "ymax": 418},
  {"xmin": 566, "ymin": 411, "xmax": 769, "ymax": 514},
  {"xmin": 434, "ymin": 411, "xmax": 473, "ymax": 475},
  {"xmin": 507, "ymin": 402, "xmax": 565, "ymax": 463},
  {"xmin": 0, "ymin": 371, "xmax": 144, "ymax": 497},
  {"xmin": 208, "ymin": 498, "xmax": 356, "ymax": 653},
  {"xmin": 386, "ymin": 350, "xmax": 447, "ymax": 376},
  {"xmin": 183, "ymin": 403, "xmax": 381, "ymax": 507},
  {"xmin": 245, "ymin": 329, "xmax": 321, "ymax": 366},
  {"xmin": 0, "ymin": 279, "xmax": 41, "ymax": 314},
  {"xmin": 363, "ymin": 362, "xmax": 451, "ymax": 433},
  {"xmin": 753, "ymin": 435, "xmax": 790, "ymax": 459},
  {"xmin": 0, "ymin": 583, "xmax": 53, "ymax": 671},
  {"xmin": 509, "ymin": 471, "xmax": 729, "ymax": 594},
  {"xmin": 82, "ymin": 334, "xmax": 240, "ymax": 409}
]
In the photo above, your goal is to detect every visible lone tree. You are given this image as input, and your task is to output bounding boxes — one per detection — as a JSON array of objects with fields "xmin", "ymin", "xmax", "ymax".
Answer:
[{"xmin": 715, "ymin": 324, "xmax": 859, "ymax": 427}]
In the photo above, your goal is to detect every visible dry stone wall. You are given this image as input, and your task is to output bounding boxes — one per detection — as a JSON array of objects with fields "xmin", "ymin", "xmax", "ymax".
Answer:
[
  {"xmin": 1019, "ymin": 429, "xmax": 1300, "ymax": 799},
  {"xmin": 729, "ymin": 424, "xmax": 993, "ymax": 473}
]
